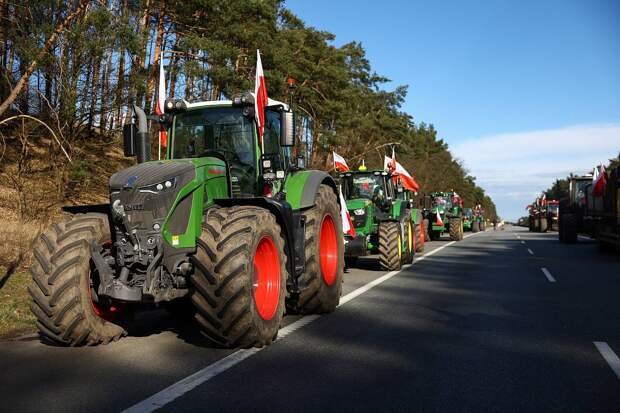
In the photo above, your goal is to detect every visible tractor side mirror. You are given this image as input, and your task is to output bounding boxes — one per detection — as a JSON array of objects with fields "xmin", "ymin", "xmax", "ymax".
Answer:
[
  {"xmin": 123, "ymin": 123, "xmax": 137, "ymax": 157},
  {"xmin": 280, "ymin": 111, "xmax": 295, "ymax": 147}
]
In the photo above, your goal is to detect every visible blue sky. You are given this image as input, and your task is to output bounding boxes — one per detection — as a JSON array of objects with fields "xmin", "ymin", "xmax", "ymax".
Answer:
[{"xmin": 286, "ymin": 0, "xmax": 620, "ymax": 220}]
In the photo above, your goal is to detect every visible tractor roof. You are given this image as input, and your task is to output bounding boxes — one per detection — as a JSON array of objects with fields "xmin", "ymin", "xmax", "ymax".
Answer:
[
  {"xmin": 339, "ymin": 170, "xmax": 389, "ymax": 177},
  {"xmin": 185, "ymin": 96, "xmax": 289, "ymax": 111}
]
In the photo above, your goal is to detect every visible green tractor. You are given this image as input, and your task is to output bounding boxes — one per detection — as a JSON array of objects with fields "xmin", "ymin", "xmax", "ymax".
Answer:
[
  {"xmin": 424, "ymin": 191, "xmax": 464, "ymax": 241},
  {"xmin": 463, "ymin": 208, "xmax": 473, "ymax": 231},
  {"xmin": 340, "ymin": 167, "xmax": 424, "ymax": 271},
  {"xmin": 471, "ymin": 204, "xmax": 485, "ymax": 233},
  {"xmin": 28, "ymin": 93, "xmax": 345, "ymax": 348}
]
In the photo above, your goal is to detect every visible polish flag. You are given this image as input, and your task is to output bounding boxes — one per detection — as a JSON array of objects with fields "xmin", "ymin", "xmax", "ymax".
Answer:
[
  {"xmin": 383, "ymin": 156, "xmax": 420, "ymax": 192},
  {"xmin": 333, "ymin": 151, "xmax": 350, "ymax": 172},
  {"xmin": 155, "ymin": 56, "xmax": 168, "ymax": 150},
  {"xmin": 254, "ymin": 49, "xmax": 268, "ymax": 145},
  {"xmin": 593, "ymin": 164, "xmax": 606, "ymax": 197},
  {"xmin": 435, "ymin": 210, "xmax": 443, "ymax": 226},
  {"xmin": 339, "ymin": 186, "xmax": 356, "ymax": 237}
]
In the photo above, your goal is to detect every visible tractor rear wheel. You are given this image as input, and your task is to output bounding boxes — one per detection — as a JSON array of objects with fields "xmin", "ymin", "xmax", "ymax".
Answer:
[
  {"xmin": 472, "ymin": 221, "xmax": 480, "ymax": 233},
  {"xmin": 540, "ymin": 217, "xmax": 548, "ymax": 233},
  {"xmin": 288, "ymin": 185, "xmax": 343, "ymax": 314},
  {"xmin": 563, "ymin": 213, "xmax": 578, "ymax": 244},
  {"xmin": 558, "ymin": 216, "xmax": 565, "ymax": 243},
  {"xmin": 415, "ymin": 222, "xmax": 425, "ymax": 252},
  {"xmin": 423, "ymin": 218, "xmax": 430, "ymax": 242},
  {"xmin": 191, "ymin": 206, "xmax": 287, "ymax": 348},
  {"xmin": 379, "ymin": 221, "xmax": 402, "ymax": 271},
  {"xmin": 28, "ymin": 213, "xmax": 127, "ymax": 346},
  {"xmin": 449, "ymin": 218, "xmax": 462, "ymax": 241}
]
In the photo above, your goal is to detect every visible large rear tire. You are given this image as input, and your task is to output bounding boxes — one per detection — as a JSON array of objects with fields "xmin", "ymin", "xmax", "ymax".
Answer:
[
  {"xmin": 379, "ymin": 221, "xmax": 402, "ymax": 271},
  {"xmin": 190, "ymin": 206, "xmax": 287, "ymax": 348},
  {"xmin": 288, "ymin": 185, "xmax": 343, "ymax": 314},
  {"xmin": 472, "ymin": 221, "xmax": 480, "ymax": 233},
  {"xmin": 449, "ymin": 218, "xmax": 462, "ymax": 241},
  {"xmin": 563, "ymin": 213, "xmax": 578, "ymax": 244},
  {"xmin": 28, "ymin": 213, "xmax": 127, "ymax": 346},
  {"xmin": 423, "ymin": 218, "xmax": 430, "ymax": 242}
]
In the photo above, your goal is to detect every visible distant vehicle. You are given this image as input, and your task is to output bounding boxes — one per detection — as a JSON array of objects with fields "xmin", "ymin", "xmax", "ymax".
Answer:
[
  {"xmin": 463, "ymin": 208, "xmax": 473, "ymax": 231},
  {"xmin": 424, "ymin": 191, "xmax": 464, "ymax": 241},
  {"xmin": 559, "ymin": 167, "xmax": 620, "ymax": 252}
]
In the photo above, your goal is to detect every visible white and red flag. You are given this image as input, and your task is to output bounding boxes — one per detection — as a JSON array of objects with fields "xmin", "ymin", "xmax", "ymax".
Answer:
[
  {"xmin": 155, "ymin": 55, "xmax": 168, "ymax": 155},
  {"xmin": 254, "ymin": 49, "xmax": 268, "ymax": 146},
  {"xmin": 383, "ymin": 155, "xmax": 420, "ymax": 192},
  {"xmin": 435, "ymin": 210, "xmax": 443, "ymax": 226},
  {"xmin": 333, "ymin": 151, "xmax": 350, "ymax": 172},
  {"xmin": 593, "ymin": 164, "xmax": 607, "ymax": 197},
  {"xmin": 339, "ymin": 186, "xmax": 356, "ymax": 237}
]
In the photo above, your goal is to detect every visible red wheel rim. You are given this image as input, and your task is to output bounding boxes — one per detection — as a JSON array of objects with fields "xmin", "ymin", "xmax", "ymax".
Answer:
[
  {"xmin": 252, "ymin": 236, "xmax": 281, "ymax": 320},
  {"xmin": 90, "ymin": 240, "xmax": 121, "ymax": 321},
  {"xmin": 319, "ymin": 214, "xmax": 338, "ymax": 286}
]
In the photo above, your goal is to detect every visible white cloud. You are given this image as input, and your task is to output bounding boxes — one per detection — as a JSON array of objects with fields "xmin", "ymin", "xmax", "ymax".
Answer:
[{"xmin": 452, "ymin": 123, "xmax": 620, "ymax": 220}]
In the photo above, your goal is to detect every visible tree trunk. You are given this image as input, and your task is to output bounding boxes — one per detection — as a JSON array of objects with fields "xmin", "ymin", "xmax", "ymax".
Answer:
[
  {"xmin": 88, "ymin": 54, "xmax": 101, "ymax": 129},
  {"xmin": 131, "ymin": 0, "xmax": 151, "ymax": 106},
  {"xmin": 145, "ymin": 0, "xmax": 165, "ymax": 112},
  {"xmin": 0, "ymin": 0, "xmax": 89, "ymax": 117}
]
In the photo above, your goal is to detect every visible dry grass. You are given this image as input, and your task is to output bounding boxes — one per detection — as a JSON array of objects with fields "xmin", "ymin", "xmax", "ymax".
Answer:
[
  {"xmin": 0, "ymin": 119, "xmax": 135, "ymax": 339},
  {"xmin": 0, "ymin": 222, "xmax": 43, "ymax": 338}
]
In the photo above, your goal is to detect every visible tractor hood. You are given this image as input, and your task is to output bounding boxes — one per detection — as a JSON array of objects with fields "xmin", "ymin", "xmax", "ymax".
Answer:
[{"xmin": 346, "ymin": 198, "xmax": 372, "ymax": 211}]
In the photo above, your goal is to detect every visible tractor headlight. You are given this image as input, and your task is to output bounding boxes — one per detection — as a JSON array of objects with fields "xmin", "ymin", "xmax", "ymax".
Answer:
[
  {"xmin": 353, "ymin": 209, "xmax": 366, "ymax": 216},
  {"xmin": 139, "ymin": 177, "xmax": 177, "ymax": 194}
]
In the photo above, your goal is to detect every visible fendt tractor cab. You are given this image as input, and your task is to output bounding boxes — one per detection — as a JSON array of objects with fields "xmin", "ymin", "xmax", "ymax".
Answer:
[
  {"xmin": 29, "ymin": 92, "xmax": 345, "ymax": 348},
  {"xmin": 424, "ymin": 191, "xmax": 464, "ymax": 241},
  {"xmin": 463, "ymin": 208, "xmax": 473, "ymax": 231},
  {"xmin": 340, "ymin": 166, "xmax": 424, "ymax": 271}
]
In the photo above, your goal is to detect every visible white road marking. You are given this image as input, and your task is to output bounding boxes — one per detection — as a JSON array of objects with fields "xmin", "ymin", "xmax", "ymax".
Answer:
[
  {"xmin": 527, "ymin": 248, "xmax": 534, "ymax": 255},
  {"xmin": 594, "ymin": 342, "xmax": 620, "ymax": 380},
  {"xmin": 520, "ymin": 240, "xmax": 525, "ymax": 245},
  {"xmin": 578, "ymin": 235, "xmax": 594, "ymax": 242},
  {"xmin": 541, "ymin": 267, "xmax": 555, "ymax": 283},
  {"xmin": 122, "ymin": 236, "xmax": 472, "ymax": 413}
]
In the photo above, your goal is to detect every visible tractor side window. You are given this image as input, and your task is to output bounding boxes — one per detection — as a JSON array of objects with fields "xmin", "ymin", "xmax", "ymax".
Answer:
[{"xmin": 264, "ymin": 110, "xmax": 283, "ymax": 170}]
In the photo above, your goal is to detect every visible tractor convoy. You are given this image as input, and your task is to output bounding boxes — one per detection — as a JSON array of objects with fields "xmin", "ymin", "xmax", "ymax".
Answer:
[{"xmin": 27, "ymin": 56, "xmax": 492, "ymax": 348}]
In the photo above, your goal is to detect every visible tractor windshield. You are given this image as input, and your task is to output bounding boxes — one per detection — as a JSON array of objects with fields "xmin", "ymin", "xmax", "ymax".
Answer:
[
  {"xmin": 171, "ymin": 107, "xmax": 256, "ymax": 195},
  {"xmin": 464, "ymin": 208, "xmax": 473, "ymax": 218},
  {"xmin": 343, "ymin": 173, "xmax": 386, "ymax": 202},
  {"xmin": 433, "ymin": 196, "xmax": 452, "ymax": 209}
]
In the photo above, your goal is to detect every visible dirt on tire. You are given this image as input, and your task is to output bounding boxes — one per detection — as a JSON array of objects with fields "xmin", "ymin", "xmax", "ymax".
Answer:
[{"xmin": 28, "ymin": 213, "xmax": 127, "ymax": 346}]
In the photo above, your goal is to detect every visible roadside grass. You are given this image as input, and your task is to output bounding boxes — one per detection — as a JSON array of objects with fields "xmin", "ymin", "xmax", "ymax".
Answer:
[
  {"xmin": 0, "ymin": 222, "xmax": 40, "ymax": 338},
  {"xmin": 0, "ymin": 271, "xmax": 36, "ymax": 338}
]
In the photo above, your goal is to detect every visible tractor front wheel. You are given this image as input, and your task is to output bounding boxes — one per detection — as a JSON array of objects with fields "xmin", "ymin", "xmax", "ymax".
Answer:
[
  {"xmin": 379, "ymin": 222, "xmax": 402, "ymax": 271},
  {"xmin": 288, "ymin": 185, "xmax": 343, "ymax": 314},
  {"xmin": 449, "ymin": 218, "xmax": 463, "ymax": 241},
  {"xmin": 28, "ymin": 213, "xmax": 127, "ymax": 346},
  {"xmin": 191, "ymin": 206, "xmax": 287, "ymax": 348}
]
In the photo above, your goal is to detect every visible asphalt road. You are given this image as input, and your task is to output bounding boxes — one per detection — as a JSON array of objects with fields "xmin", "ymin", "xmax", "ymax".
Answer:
[{"xmin": 1, "ymin": 226, "xmax": 619, "ymax": 412}]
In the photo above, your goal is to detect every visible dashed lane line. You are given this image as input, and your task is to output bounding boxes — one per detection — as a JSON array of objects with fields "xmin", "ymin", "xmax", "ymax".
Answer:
[
  {"xmin": 527, "ymin": 248, "xmax": 534, "ymax": 255},
  {"xmin": 541, "ymin": 267, "xmax": 555, "ymax": 283},
  {"xmin": 594, "ymin": 342, "xmax": 620, "ymax": 380},
  {"xmin": 122, "ymin": 234, "xmax": 480, "ymax": 413}
]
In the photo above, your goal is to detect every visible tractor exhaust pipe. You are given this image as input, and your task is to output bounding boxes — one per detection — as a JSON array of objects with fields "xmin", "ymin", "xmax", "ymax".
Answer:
[{"xmin": 132, "ymin": 105, "xmax": 151, "ymax": 164}]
